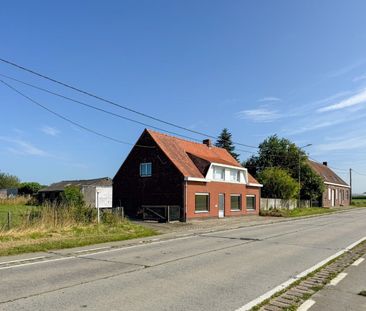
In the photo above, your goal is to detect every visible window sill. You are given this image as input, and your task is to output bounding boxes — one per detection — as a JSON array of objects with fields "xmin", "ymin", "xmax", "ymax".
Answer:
[
  {"xmin": 195, "ymin": 210, "xmax": 209, "ymax": 214},
  {"xmin": 230, "ymin": 209, "xmax": 241, "ymax": 212}
]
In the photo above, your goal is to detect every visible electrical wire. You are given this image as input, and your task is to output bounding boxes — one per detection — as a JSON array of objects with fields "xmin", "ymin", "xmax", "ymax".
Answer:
[
  {"xmin": 0, "ymin": 79, "xmax": 155, "ymax": 148},
  {"xmin": 0, "ymin": 58, "xmax": 258, "ymax": 149}
]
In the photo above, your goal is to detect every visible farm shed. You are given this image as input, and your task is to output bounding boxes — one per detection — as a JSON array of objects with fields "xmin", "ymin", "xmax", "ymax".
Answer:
[{"xmin": 38, "ymin": 177, "xmax": 112, "ymax": 208}]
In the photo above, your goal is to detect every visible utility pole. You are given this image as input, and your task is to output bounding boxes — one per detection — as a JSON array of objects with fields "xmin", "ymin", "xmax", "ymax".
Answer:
[{"xmin": 350, "ymin": 168, "xmax": 352, "ymax": 203}]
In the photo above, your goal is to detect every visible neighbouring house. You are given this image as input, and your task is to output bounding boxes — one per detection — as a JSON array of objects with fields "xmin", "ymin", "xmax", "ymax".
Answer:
[
  {"xmin": 38, "ymin": 177, "xmax": 112, "ymax": 208},
  {"xmin": 308, "ymin": 160, "xmax": 350, "ymax": 207},
  {"xmin": 0, "ymin": 188, "xmax": 18, "ymax": 199},
  {"xmin": 113, "ymin": 129, "xmax": 262, "ymax": 221}
]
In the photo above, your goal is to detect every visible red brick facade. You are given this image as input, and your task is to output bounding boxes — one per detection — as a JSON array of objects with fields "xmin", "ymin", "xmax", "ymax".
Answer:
[{"xmin": 185, "ymin": 182, "xmax": 260, "ymax": 219}]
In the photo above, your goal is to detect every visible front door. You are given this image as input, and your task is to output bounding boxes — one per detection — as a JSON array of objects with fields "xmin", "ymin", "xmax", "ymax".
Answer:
[{"xmin": 218, "ymin": 194, "xmax": 225, "ymax": 218}]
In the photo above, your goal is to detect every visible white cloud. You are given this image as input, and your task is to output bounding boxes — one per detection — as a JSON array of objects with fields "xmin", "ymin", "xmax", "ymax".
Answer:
[
  {"xmin": 327, "ymin": 59, "xmax": 366, "ymax": 78},
  {"xmin": 317, "ymin": 89, "xmax": 366, "ymax": 112},
  {"xmin": 41, "ymin": 126, "xmax": 60, "ymax": 136},
  {"xmin": 257, "ymin": 97, "xmax": 282, "ymax": 102},
  {"xmin": 237, "ymin": 108, "xmax": 281, "ymax": 122},
  {"xmin": 0, "ymin": 136, "xmax": 47, "ymax": 157}
]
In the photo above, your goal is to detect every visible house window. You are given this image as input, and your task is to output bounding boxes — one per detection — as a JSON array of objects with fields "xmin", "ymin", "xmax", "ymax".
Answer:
[
  {"xmin": 229, "ymin": 169, "xmax": 240, "ymax": 182},
  {"xmin": 140, "ymin": 162, "xmax": 152, "ymax": 177},
  {"xmin": 213, "ymin": 166, "xmax": 225, "ymax": 180},
  {"xmin": 328, "ymin": 188, "xmax": 331, "ymax": 200},
  {"xmin": 230, "ymin": 194, "xmax": 241, "ymax": 211},
  {"xmin": 246, "ymin": 195, "xmax": 256, "ymax": 210},
  {"xmin": 195, "ymin": 193, "xmax": 210, "ymax": 212}
]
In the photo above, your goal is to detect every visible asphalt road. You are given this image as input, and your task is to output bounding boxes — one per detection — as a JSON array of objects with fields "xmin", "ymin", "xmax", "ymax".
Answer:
[{"xmin": 1, "ymin": 209, "xmax": 366, "ymax": 311}]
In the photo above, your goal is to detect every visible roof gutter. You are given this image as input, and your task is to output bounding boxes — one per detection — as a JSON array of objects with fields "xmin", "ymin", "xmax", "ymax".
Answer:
[{"xmin": 324, "ymin": 181, "xmax": 351, "ymax": 188}]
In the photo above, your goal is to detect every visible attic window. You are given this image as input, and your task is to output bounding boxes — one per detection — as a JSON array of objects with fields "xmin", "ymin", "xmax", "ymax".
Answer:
[{"xmin": 140, "ymin": 163, "xmax": 152, "ymax": 177}]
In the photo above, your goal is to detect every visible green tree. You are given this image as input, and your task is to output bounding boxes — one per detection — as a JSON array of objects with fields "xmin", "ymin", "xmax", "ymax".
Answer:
[
  {"xmin": 258, "ymin": 167, "xmax": 299, "ymax": 199},
  {"xmin": 243, "ymin": 135, "xmax": 323, "ymax": 200},
  {"xmin": 18, "ymin": 182, "xmax": 43, "ymax": 195},
  {"xmin": 215, "ymin": 128, "xmax": 240, "ymax": 161},
  {"xmin": 63, "ymin": 186, "xmax": 84, "ymax": 207},
  {"xmin": 0, "ymin": 172, "xmax": 20, "ymax": 189}
]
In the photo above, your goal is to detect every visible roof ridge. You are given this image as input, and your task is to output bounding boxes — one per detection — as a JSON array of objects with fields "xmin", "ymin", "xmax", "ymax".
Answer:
[{"xmin": 146, "ymin": 128, "xmax": 223, "ymax": 149}]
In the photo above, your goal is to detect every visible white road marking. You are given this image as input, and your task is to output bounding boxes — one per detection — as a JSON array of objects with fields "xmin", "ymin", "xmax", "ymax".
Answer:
[
  {"xmin": 352, "ymin": 257, "xmax": 365, "ymax": 266},
  {"xmin": 234, "ymin": 236, "xmax": 366, "ymax": 311},
  {"xmin": 330, "ymin": 272, "xmax": 347, "ymax": 286},
  {"xmin": 298, "ymin": 299, "xmax": 316, "ymax": 311},
  {"xmin": 74, "ymin": 246, "xmax": 110, "ymax": 253},
  {"xmin": 0, "ymin": 235, "xmax": 195, "ymax": 269},
  {"xmin": 0, "ymin": 256, "xmax": 46, "ymax": 266},
  {"xmin": 0, "ymin": 257, "xmax": 74, "ymax": 271}
]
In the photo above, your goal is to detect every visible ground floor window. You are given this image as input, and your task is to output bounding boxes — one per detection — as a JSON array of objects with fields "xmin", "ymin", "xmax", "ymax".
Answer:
[
  {"xmin": 230, "ymin": 194, "xmax": 241, "ymax": 211},
  {"xmin": 195, "ymin": 193, "xmax": 210, "ymax": 212},
  {"xmin": 246, "ymin": 195, "xmax": 256, "ymax": 210}
]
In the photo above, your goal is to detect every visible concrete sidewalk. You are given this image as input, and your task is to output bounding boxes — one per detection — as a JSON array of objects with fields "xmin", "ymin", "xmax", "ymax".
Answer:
[{"xmin": 307, "ymin": 255, "xmax": 366, "ymax": 311}]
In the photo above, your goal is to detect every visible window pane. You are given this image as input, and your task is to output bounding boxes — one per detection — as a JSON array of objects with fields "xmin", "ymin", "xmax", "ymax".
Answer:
[
  {"xmin": 231, "ymin": 195, "xmax": 241, "ymax": 210},
  {"xmin": 214, "ymin": 167, "xmax": 224, "ymax": 180},
  {"xmin": 140, "ymin": 163, "xmax": 152, "ymax": 177},
  {"xmin": 246, "ymin": 196, "xmax": 255, "ymax": 210},
  {"xmin": 195, "ymin": 194, "xmax": 209, "ymax": 212}
]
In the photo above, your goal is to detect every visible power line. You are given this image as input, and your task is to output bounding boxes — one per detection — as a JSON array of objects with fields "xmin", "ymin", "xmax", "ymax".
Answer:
[
  {"xmin": 0, "ymin": 73, "xmax": 202, "ymax": 143},
  {"xmin": 0, "ymin": 58, "xmax": 258, "ymax": 149},
  {"xmin": 0, "ymin": 79, "xmax": 154, "ymax": 148},
  {"xmin": 352, "ymin": 169, "xmax": 366, "ymax": 176}
]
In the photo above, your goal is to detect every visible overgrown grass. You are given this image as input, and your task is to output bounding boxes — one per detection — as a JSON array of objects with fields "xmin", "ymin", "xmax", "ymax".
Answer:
[
  {"xmin": 0, "ymin": 202, "xmax": 158, "ymax": 256},
  {"xmin": 352, "ymin": 198, "xmax": 366, "ymax": 207},
  {"xmin": 260, "ymin": 207, "xmax": 337, "ymax": 217},
  {"xmin": 0, "ymin": 221, "xmax": 157, "ymax": 256}
]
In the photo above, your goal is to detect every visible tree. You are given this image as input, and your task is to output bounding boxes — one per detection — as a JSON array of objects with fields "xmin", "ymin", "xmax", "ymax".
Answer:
[
  {"xmin": 215, "ymin": 128, "xmax": 240, "ymax": 161},
  {"xmin": 243, "ymin": 135, "xmax": 324, "ymax": 200},
  {"xmin": 18, "ymin": 182, "xmax": 43, "ymax": 195},
  {"xmin": 0, "ymin": 172, "xmax": 20, "ymax": 189},
  {"xmin": 63, "ymin": 186, "xmax": 84, "ymax": 207},
  {"xmin": 258, "ymin": 167, "xmax": 299, "ymax": 199}
]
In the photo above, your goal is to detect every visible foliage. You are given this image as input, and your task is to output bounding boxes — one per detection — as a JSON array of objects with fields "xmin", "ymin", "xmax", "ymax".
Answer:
[
  {"xmin": 258, "ymin": 167, "xmax": 299, "ymax": 199},
  {"xmin": 351, "ymin": 199, "xmax": 366, "ymax": 207},
  {"xmin": 215, "ymin": 128, "xmax": 240, "ymax": 161},
  {"xmin": 0, "ymin": 172, "xmax": 20, "ymax": 189},
  {"xmin": 18, "ymin": 182, "xmax": 43, "ymax": 195},
  {"xmin": 63, "ymin": 185, "xmax": 84, "ymax": 208},
  {"xmin": 243, "ymin": 135, "xmax": 323, "ymax": 200},
  {"xmin": 260, "ymin": 207, "xmax": 337, "ymax": 218}
]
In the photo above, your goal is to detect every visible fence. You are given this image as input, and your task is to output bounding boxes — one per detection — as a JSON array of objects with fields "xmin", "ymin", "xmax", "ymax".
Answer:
[
  {"xmin": 142, "ymin": 205, "xmax": 181, "ymax": 222},
  {"xmin": 0, "ymin": 207, "xmax": 126, "ymax": 231},
  {"xmin": 260, "ymin": 198, "xmax": 311, "ymax": 211}
]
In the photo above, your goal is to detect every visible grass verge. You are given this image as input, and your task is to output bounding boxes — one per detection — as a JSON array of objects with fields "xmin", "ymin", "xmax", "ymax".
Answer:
[{"xmin": 0, "ymin": 221, "xmax": 158, "ymax": 257}]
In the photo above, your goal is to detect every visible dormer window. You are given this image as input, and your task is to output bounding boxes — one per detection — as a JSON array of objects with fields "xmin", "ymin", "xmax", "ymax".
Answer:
[
  {"xmin": 229, "ymin": 169, "xmax": 240, "ymax": 182},
  {"xmin": 213, "ymin": 166, "xmax": 225, "ymax": 180},
  {"xmin": 140, "ymin": 163, "xmax": 152, "ymax": 177}
]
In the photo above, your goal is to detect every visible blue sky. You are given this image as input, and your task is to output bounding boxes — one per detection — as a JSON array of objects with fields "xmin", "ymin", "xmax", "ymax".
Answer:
[{"xmin": 1, "ymin": 0, "xmax": 366, "ymax": 193}]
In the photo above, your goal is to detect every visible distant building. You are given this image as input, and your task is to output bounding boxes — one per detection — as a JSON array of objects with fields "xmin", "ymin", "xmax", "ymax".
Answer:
[
  {"xmin": 113, "ymin": 129, "xmax": 262, "ymax": 221},
  {"xmin": 308, "ymin": 160, "xmax": 350, "ymax": 207},
  {"xmin": 0, "ymin": 188, "xmax": 18, "ymax": 199},
  {"xmin": 38, "ymin": 177, "xmax": 112, "ymax": 208}
]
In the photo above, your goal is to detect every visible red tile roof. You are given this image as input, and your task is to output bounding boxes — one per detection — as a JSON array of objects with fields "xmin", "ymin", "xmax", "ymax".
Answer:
[
  {"xmin": 308, "ymin": 160, "xmax": 349, "ymax": 187},
  {"xmin": 147, "ymin": 130, "xmax": 259, "ymax": 184}
]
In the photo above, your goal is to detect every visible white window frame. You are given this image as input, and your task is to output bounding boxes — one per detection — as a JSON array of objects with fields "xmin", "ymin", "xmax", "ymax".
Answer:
[
  {"xmin": 140, "ymin": 162, "xmax": 152, "ymax": 177},
  {"xmin": 213, "ymin": 166, "xmax": 225, "ymax": 181},
  {"xmin": 195, "ymin": 192, "xmax": 210, "ymax": 213},
  {"xmin": 230, "ymin": 194, "xmax": 242, "ymax": 211},
  {"xmin": 246, "ymin": 195, "xmax": 256, "ymax": 211},
  {"xmin": 328, "ymin": 188, "xmax": 331, "ymax": 200}
]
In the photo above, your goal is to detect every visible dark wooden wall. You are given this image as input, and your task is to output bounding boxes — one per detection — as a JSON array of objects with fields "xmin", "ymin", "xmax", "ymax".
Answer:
[{"xmin": 113, "ymin": 130, "xmax": 184, "ymax": 218}]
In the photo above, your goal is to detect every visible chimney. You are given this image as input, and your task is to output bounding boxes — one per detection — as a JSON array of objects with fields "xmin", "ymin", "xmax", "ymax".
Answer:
[
  {"xmin": 323, "ymin": 161, "xmax": 328, "ymax": 166},
  {"xmin": 203, "ymin": 139, "xmax": 212, "ymax": 147}
]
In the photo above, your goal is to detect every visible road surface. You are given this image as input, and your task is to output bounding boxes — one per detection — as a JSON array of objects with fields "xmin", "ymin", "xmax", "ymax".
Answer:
[{"xmin": 1, "ymin": 209, "xmax": 366, "ymax": 311}]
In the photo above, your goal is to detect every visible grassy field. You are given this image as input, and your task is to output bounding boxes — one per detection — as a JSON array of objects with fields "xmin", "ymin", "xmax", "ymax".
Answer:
[
  {"xmin": 260, "ymin": 207, "xmax": 337, "ymax": 217},
  {"xmin": 352, "ymin": 198, "xmax": 366, "ymax": 207},
  {"xmin": 0, "ymin": 203, "xmax": 157, "ymax": 257}
]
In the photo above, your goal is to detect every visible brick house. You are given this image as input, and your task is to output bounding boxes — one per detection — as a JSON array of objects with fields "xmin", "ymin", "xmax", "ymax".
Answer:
[
  {"xmin": 308, "ymin": 160, "xmax": 350, "ymax": 207},
  {"xmin": 113, "ymin": 129, "xmax": 262, "ymax": 221}
]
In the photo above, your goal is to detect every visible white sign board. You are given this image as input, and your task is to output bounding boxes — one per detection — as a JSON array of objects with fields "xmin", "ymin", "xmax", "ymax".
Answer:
[{"xmin": 96, "ymin": 187, "xmax": 112, "ymax": 208}]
